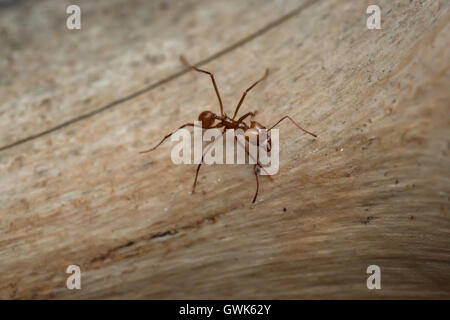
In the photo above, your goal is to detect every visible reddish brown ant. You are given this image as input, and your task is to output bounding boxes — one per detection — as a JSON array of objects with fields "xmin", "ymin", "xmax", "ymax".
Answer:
[{"xmin": 140, "ymin": 56, "xmax": 317, "ymax": 203}]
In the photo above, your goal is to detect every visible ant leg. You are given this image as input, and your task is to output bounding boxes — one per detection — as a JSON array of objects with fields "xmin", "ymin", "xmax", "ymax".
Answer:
[
  {"xmin": 234, "ymin": 136, "xmax": 273, "ymax": 179},
  {"xmin": 237, "ymin": 111, "xmax": 257, "ymax": 123},
  {"xmin": 180, "ymin": 55, "xmax": 224, "ymax": 116},
  {"xmin": 252, "ymin": 164, "xmax": 260, "ymax": 203},
  {"xmin": 140, "ymin": 123, "xmax": 195, "ymax": 153},
  {"xmin": 192, "ymin": 128, "xmax": 226, "ymax": 193},
  {"xmin": 269, "ymin": 116, "xmax": 317, "ymax": 137},
  {"xmin": 232, "ymin": 69, "xmax": 269, "ymax": 120}
]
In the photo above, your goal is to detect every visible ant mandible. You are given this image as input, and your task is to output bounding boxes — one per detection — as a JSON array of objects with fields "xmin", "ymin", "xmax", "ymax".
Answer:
[{"xmin": 140, "ymin": 56, "xmax": 317, "ymax": 203}]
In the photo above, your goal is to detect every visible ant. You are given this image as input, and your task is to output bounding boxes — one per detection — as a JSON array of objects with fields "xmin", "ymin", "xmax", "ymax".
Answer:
[{"xmin": 140, "ymin": 56, "xmax": 317, "ymax": 203}]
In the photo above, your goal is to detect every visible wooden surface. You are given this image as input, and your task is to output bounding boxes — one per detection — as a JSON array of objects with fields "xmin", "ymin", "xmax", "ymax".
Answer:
[{"xmin": 0, "ymin": 0, "xmax": 449, "ymax": 299}]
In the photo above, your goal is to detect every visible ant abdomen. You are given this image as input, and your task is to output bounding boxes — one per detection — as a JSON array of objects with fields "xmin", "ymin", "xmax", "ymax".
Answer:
[
  {"xmin": 245, "ymin": 122, "xmax": 271, "ymax": 150},
  {"xmin": 198, "ymin": 110, "xmax": 216, "ymax": 128},
  {"xmin": 245, "ymin": 128, "xmax": 260, "ymax": 145},
  {"xmin": 250, "ymin": 120, "xmax": 266, "ymax": 130},
  {"xmin": 248, "ymin": 120, "xmax": 268, "ymax": 143}
]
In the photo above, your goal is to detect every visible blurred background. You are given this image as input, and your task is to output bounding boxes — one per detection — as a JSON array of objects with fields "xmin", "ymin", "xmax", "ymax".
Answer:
[{"xmin": 0, "ymin": 0, "xmax": 449, "ymax": 299}]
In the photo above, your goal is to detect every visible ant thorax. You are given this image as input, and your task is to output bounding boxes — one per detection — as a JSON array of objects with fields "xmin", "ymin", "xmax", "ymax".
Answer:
[{"xmin": 219, "ymin": 115, "xmax": 247, "ymax": 130}]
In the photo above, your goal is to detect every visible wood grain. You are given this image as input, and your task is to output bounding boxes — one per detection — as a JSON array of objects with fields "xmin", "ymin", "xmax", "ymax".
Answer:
[
  {"xmin": 0, "ymin": 0, "xmax": 449, "ymax": 299},
  {"xmin": 0, "ymin": 0, "xmax": 303, "ymax": 148}
]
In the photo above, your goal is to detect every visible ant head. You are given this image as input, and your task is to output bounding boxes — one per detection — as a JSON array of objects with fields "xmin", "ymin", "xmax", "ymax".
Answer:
[{"xmin": 198, "ymin": 110, "xmax": 216, "ymax": 128}]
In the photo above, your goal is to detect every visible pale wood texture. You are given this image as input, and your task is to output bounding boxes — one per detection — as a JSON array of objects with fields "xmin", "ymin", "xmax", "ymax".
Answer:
[
  {"xmin": 0, "ymin": 0, "xmax": 449, "ymax": 299},
  {"xmin": 0, "ymin": 0, "xmax": 301, "ymax": 148}
]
